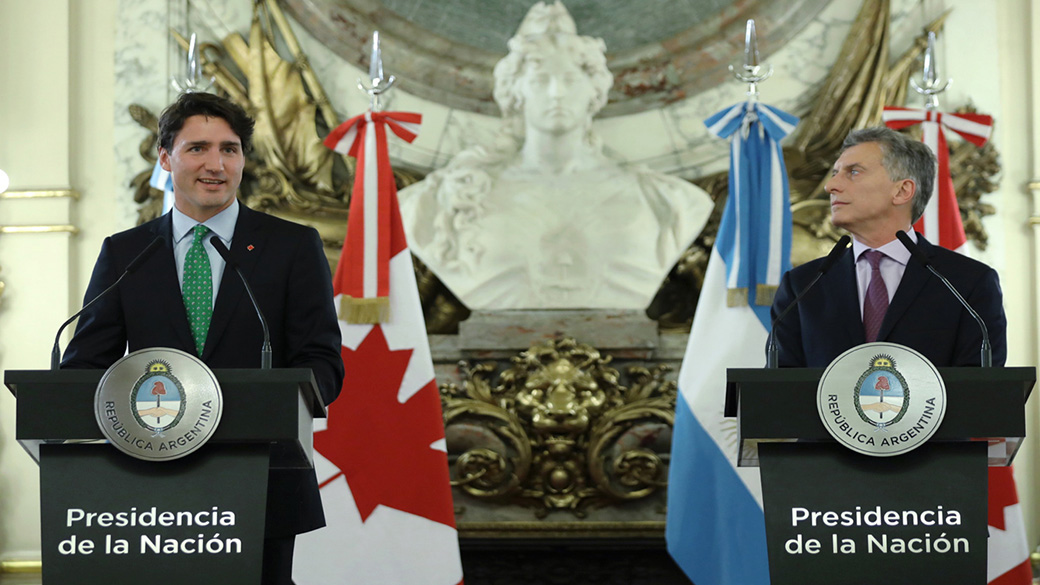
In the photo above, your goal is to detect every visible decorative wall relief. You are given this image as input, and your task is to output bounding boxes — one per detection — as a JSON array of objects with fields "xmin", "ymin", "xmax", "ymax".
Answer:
[{"xmin": 442, "ymin": 338, "xmax": 674, "ymax": 518}]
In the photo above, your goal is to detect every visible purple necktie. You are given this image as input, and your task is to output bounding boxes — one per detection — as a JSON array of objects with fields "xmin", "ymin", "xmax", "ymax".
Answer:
[{"xmin": 863, "ymin": 250, "xmax": 888, "ymax": 342}]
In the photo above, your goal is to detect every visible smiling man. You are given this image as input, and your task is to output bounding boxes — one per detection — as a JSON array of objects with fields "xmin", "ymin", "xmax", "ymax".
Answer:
[
  {"xmin": 61, "ymin": 92, "xmax": 344, "ymax": 585},
  {"xmin": 769, "ymin": 126, "xmax": 1006, "ymax": 368}
]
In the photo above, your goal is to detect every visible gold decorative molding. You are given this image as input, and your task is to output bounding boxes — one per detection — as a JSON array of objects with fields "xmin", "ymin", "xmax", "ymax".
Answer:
[
  {"xmin": 0, "ymin": 225, "xmax": 78, "ymax": 235},
  {"xmin": 0, "ymin": 559, "xmax": 41, "ymax": 573},
  {"xmin": 442, "ymin": 338, "xmax": 674, "ymax": 518},
  {"xmin": 1027, "ymin": 181, "xmax": 1040, "ymax": 192},
  {"xmin": 0, "ymin": 189, "xmax": 79, "ymax": 200}
]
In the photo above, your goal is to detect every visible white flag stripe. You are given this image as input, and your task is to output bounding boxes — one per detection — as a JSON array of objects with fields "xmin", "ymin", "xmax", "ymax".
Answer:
[
  {"xmin": 332, "ymin": 126, "xmax": 359, "ymax": 155},
  {"xmin": 921, "ymin": 121, "xmax": 941, "ymax": 238},
  {"xmin": 706, "ymin": 103, "xmax": 745, "ymax": 136},
  {"xmin": 941, "ymin": 115, "xmax": 992, "ymax": 139},
  {"xmin": 393, "ymin": 120, "xmax": 421, "ymax": 136},
  {"xmin": 767, "ymin": 144, "xmax": 785, "ymax": 285},
  {"xmin": 881, "ymin": 108, "xmax": 992, "ymax": 141},
  {"xmin": 880, "ymin": 109, "xmax": 923, "ymax": 122},
  {"xmin": 727, "ymin": 136, "xmax": 743, "ymax": 290},
  {"xmin": 758, "ymin": 105, "xmax": 797, "ymax": 135},
  {"xmin": 362, "ymin": 112, "xmax": 379, "ymax": 298}
]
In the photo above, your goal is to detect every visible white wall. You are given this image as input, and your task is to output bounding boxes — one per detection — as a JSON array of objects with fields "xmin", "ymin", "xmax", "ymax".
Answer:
[{"xmin": 0, "ymin": 0, "xmax": 119, "ymax": 565}]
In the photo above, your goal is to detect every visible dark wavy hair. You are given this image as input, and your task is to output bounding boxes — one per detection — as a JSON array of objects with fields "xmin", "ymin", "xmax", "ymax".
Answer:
[{"xmin": 157, "ymin": 92, "xmax": 255, "ymax": 153}]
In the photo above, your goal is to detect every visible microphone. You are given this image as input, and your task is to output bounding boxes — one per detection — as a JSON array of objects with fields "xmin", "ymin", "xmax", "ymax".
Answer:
[
  {"xmin": 765, "ymin": 235, "xmax": 851, "ymax": 368},
  {"xmin": 51, "ymin": 236, "xmax": 166, "ymax": 370},
  {"xmin": 209, "ymin": 236, "xmax": 272, "ymax": 369},
  {"xmin": 896, "ymin": 230, "xmax": 992, "ymax": 367}
]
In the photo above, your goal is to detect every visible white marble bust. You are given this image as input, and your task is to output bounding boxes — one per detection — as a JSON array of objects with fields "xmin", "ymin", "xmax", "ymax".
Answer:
[{"xmin": 399, "ymin": 1, "xmax": 712, "ymax": 310}]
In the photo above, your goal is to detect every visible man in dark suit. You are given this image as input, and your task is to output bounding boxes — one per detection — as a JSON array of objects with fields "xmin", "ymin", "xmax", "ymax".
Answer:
[
  {"xmin": 771, "ymin": 126, "xmax": 1006, "ymax": 368},
  {"xmin": 61, "ymin": 92, "xmax": 344, "ymax": 584}
]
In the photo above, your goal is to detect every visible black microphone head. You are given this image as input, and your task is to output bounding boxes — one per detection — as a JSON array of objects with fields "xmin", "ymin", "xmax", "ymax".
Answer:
[
  {"xmin": 896, "ymin": 230, "xmax": 931, "ymax": 268},
  {"xmin": 818, "ymin": 235, "xmax": 852, "ymax": 274},
  {"xmin": 208, "ymin": 235, "xmax": 236, "ymax": 268}
]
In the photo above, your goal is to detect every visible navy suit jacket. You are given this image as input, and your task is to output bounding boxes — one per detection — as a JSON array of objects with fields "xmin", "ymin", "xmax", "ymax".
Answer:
[
  {"xmin": 62, "ymin": 204, "xmax": 344, "ymax": 537},
  {"xmin": 771, "ymin": 235, "xmax": 1007, "ymax": 368}
]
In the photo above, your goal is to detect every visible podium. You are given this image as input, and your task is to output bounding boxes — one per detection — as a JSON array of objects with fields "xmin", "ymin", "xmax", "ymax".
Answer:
[
  {"xmin": 726, "ymin": 366, "xmax": 1034, "ymax": 585},
  {"xmin": 5, "ymin": 368, "xmax": 325, "ymax": 585}
]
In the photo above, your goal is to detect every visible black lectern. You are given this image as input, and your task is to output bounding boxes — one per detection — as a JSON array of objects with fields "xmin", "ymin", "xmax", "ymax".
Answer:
[
  {"xmin": 5, "ymin": 368, "xmax": 325, "ymax": 585},
  {"xmin": 726, "ymin": 367, "xmax": 1034, "ymax": 585}
]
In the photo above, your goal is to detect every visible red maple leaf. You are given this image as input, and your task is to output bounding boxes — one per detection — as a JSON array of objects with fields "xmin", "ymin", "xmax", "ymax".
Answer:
[
  {"xmin": 315, "ymin": 326, "xmax": 456, "ymax": 528},
  {"xmin": 987, "ymin": 466, "xmax": 1019, "ymax": 530}
]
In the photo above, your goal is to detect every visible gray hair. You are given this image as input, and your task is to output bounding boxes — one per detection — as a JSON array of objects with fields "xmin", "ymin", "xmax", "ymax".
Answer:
[{"xmin": 841, "ymin": 127, "xmax": 936, "ymax": 223}]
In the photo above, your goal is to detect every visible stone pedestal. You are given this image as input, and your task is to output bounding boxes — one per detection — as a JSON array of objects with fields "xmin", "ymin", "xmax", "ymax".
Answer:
[{"xmin": 433, "ymin": 310, "xmax": 691, "ymax": 584}]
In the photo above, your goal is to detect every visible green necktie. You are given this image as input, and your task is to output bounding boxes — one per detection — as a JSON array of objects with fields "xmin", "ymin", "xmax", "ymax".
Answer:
[{"xmin": 183, "ymin": 225, "xmax": 213, "ymax": 354}]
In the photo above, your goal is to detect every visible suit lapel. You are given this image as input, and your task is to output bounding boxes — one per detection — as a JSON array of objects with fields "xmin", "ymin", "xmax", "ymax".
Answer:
[
  {"xmin": 877, "ymin": 236, "xmax": 935, "ymax": 341},
  {"xmin": 833, "ymin": 251, "xmax": 866, "ymax": 343},
  {"xmin": 203, "ymin": 206, "xmax": 267, "ymax": 360},
  {"xmin": 145, "ymin": 215, "xmax": 197, "ymax": 353}
]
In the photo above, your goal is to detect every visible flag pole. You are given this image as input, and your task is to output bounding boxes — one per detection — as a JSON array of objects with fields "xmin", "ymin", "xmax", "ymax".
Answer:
[
  {"xmin": 170, "ymin": 33, "xmax": 215, "ymax": 94},
  {"xmin": 357, "ymin": 31, "xmax": 396, "ymax": 112},
  {"xmin": 909, "ymin": 31, "xmax": 951, "ymax": 111},
  {"xmin": 728, "ymin": 20, "xmax": 773, "ymax": 101}
]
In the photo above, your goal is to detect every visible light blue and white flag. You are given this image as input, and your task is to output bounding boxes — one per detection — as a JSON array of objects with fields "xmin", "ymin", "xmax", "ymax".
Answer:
[
  {"xmin": 666, "ymin": 101, "xmax": 797, "ymax": 585},
  {"xmin": 150, "ymin": 161, "xmax": 176, "ymax": 214}
]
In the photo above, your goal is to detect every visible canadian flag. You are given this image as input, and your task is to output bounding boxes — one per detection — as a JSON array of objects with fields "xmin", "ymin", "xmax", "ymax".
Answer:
[
  {"xmin": 988, "ymin": 466, "xmax": 1032, "ymax": 585},
  {"xmin": 293, "ymin": 111, "xmax": 463, "ymax": 585},
  {"xmin": 883, "ymin": 106, "xmax": 1030, "ymax": 585}
]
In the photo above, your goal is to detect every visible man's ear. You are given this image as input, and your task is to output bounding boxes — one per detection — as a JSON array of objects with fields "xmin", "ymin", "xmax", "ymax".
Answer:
[
  {"xmin": 158, "ymin": 147, "xmax": 172, "ymax": 172},
  {"xmin": 893, "ymin": 178, "xmax": 916, "ymax": 207}
]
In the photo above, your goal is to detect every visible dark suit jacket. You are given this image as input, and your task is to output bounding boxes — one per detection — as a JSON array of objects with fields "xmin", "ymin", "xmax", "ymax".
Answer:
[
  {"xmin": 62, "ymin": 204, "xmax": 344, "ymax": 537},
  {"xmin": 771, "ymin": 235, "xmax": 1007, "ymax": 368}
]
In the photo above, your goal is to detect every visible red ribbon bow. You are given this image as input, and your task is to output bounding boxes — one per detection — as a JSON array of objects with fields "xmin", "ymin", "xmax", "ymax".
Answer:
[
  {"xmin": 882, "ymin": 107, "xmax": 993, "ymax": 251},
  {"xmin": 324, "ymin": 111, "xmax": 422, "ymax": 323}
]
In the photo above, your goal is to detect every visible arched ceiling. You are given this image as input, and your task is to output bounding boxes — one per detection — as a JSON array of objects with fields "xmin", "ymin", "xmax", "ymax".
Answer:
[{"xmin": 283, "ymin": 0, "xmax": 832, "ymax": 117}]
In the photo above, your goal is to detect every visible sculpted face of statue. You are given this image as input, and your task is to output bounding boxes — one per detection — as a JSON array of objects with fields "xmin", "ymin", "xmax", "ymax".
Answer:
[
  {"xmin": 492, "ymin": 5, "xmax": 612, "ymax": 147},
  {"xmin": 518, "ymin": 54, "xmax": 596, "ymax": 137},
  {"xmin": 397, "ymin": 1, "xmax": 714, "ymax": 311}
]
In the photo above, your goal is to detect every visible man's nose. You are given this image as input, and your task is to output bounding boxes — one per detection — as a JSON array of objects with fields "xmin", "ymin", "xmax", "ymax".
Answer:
[
  {"xmin": 203, "ymin": 150, "xmax": 225, "ymax": 172},
  {"xmin": 824, "ymin": 175, "xmax": 839, "ymax": 194}
]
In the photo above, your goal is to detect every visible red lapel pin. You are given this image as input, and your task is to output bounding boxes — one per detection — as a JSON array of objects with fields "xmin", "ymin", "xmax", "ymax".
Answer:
[{"xmin": 247, "ymin": 245, "xmax": 254, "ymax": 251}]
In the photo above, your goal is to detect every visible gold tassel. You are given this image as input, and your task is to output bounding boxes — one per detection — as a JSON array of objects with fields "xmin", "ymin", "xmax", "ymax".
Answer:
[
  {"xmin": 756, "ymin": 284, "xmax": 778, "ymax": 307},
  {"xmin": 339, "ymin": 296, "xmax": 391, "ymax": 324},
  {"xmin": 726, "ymin": 287, "xmax": 749, "ymax": 307}
]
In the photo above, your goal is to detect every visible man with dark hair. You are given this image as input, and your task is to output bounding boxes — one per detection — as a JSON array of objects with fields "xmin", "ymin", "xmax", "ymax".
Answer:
[
  {"xmin": 62, "ymin": 91, "xmax": 344, "ymax": 584},
  {"xmin": 770, "ymin": 126, "xmax": 1006, "ymax": 367}
]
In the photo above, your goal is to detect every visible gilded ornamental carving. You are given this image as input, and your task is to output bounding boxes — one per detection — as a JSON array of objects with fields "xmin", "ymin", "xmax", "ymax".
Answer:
[{"xmin": 442, "ymin": 338, "xmax": 674, "ymax": 517}]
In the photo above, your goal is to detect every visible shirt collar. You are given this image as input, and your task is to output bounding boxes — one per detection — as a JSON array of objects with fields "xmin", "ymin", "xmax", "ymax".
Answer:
[
  {"xmin": 171, "ymin": 198, "xmax": 240, "ymax": 245},
  {"xmin": 852, "ymin": 228, "xmax": 916, "ymax": 266}
]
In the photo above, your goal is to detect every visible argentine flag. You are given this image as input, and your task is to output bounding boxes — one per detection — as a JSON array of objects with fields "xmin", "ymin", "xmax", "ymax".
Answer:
[{"xmin": 666, "ymin": 101, "xmax": 797, "ymax": 584}]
